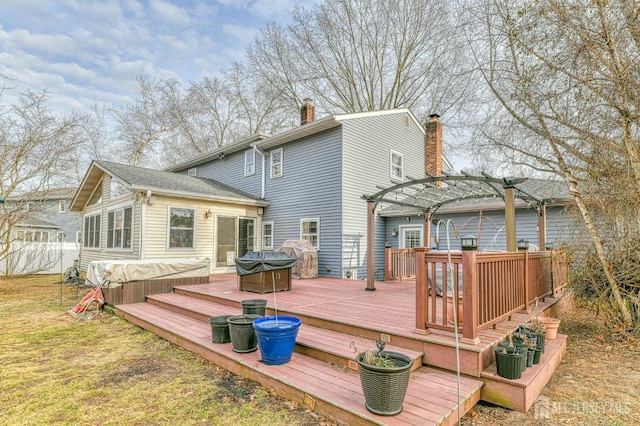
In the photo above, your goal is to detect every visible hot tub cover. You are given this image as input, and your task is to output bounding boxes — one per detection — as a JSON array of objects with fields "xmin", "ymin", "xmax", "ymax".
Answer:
[
  {"xmin": 86, "ymin": 258, "xmax": 210, "ymax": 287},
  {"xmin": 235, "ymin": 251, "xmax": 297, "ymax": 276}
]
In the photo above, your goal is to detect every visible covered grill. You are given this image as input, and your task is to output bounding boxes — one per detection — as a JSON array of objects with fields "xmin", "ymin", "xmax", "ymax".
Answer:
[{"xmin": 235, "ymin": 251, "xmax": 297, "ymax": 293}]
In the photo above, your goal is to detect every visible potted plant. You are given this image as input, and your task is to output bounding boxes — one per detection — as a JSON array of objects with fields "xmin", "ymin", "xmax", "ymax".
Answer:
[
  {"xmin": 353, "ymin": 340, "xmax": 412, "ymax": 416},
  {"xmin": 495, "ymin": 333, "xmax": 526, "ymax": 379},
  {"xmin": 538, "ymin": 316, "xmax": 561, "ymax": 339},
  {"xmin": 446, "ymin": 291, "xmax": 464, "ymax": 326}
]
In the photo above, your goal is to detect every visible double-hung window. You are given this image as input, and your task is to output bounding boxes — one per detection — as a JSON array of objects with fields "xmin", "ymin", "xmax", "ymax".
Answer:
[
  {"xmin": 58, "ymin": 200, "xmax": 66, "ymax": 213},
  {"xmin": 107, "ymin": 206, "xmax": 132, "ymax": 249},
  {"xmin": 300, "ymin": 218, "xmax": 320, "ymax": 249},
  {"xmin": 270, "ymin": 148, "xmax": 283, "ymax": 178},
  {"xmin": 245, "ymin": 150, "xmax": 255, "ymax": 176},
  {"xmin": 390, "ymin": 150, "xmax": 404, "ymax": 181},
  {"xmin": 84, "ymin": 214, "xmax": 101, "ymax": 248},
  {"xmin": 262, "ymin": 221, "xmax": 273, "ymax": 250},
  {"xmin": 168, "ymin": 207, "xmax": 195, "ymax": 248}
]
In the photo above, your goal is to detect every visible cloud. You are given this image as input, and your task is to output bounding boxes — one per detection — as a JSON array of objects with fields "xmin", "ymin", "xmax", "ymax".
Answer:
[{"xmin": 149, "ymin": 0, "xmax": 191, "ymax": 26}]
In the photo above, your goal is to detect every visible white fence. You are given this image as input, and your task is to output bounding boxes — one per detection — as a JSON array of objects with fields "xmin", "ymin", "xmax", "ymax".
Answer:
[{"xmin": 0, "ymin": 242, "xmax": 80, "ymax": 276}]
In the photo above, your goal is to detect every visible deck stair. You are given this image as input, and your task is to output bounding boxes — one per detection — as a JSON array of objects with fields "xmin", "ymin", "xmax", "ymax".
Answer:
[{"xmin": 117, "ymin": 291, "xmax": 483, "ymax": 425}]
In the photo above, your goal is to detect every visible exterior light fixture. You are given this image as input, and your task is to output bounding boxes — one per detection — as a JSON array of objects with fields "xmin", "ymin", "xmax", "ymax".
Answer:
[
  {"xmin": 391, "ymin": 229, "xmax": 398, "ymax": 237},
  {"xmin": 205, "ymin": 209, "xmax": 213, "ymax": 219},
  {"xmin": 517, "ymin": 239, "xmax": 530, "ymax": 251},
  {"xmin": 460, "ymin": 235, "xmax": 478, "ymax": 251}
]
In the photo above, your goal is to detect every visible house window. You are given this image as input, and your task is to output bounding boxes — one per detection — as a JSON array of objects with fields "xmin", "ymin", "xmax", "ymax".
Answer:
[
  {"xmin": 26, "ymin": 202, "xmax": 34, "ymax": 211},
  {"xmin": 168, "ymin": 207, "xmax": 195, "ymax": 248},
  {"xmin": 58, "ymin": 200, "xmax": 66, "ymax": 213},
  {"xmin": 245, "ymin": 150, "xmax": 255, "ymax": 176},
  {"xmin": 262, "ymin": 221, "xmax": 273, "ymax": 250},
  {"xmin": 16, "ymin": 229, "xmax": 50, "ymax": 242},
  {"xmin": 110, "ymin": 179, "xmax": 128, "ymax": 199},
  {"xmin": 390, "ymin": 150, "xmax": 403, "ymax": 181},
  {"xmin": 107, "ymin": 206, "xmax": 133, "ymax": 249},
  {"xmin": 76, "ymin": 231, "xmax": 82, "ymax": 244},
  {"xmin": 83, "ymin": 214, "xmax": 101, "ymax": 248},
  {"xmin": 88, "ymin": 182, "xmax": 103, "ymax": 206},
  {"xmin": 270, "ymin": 148, "xmax": 283, "ymax": 178},
  {"xmin": 300, "ymin": 218, "xmax": 320, "ymax": 249},
  {"xmin": 188, "ymin": 168, "xmax": 197, "ymax": 177}
]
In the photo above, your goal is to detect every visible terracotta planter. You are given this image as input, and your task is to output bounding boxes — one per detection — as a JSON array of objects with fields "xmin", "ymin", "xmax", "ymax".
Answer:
[
  {"xmin": 446, "ymin": 295, "xmax": 463, "ymax": 326},
  {"xmin": 538, "ymin": 317, "xmax": 561, "ymax": 340}
]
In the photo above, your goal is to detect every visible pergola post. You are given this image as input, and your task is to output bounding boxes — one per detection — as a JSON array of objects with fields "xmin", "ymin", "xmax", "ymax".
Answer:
[
  {"xmin": 366, "ymin": 200, "xmax": 375, "ymax": 291},
  {"xmin": 504, "ymin": 186, "xmax": 517, "ymax": 252},
  {"xmin": 424, "ymin": 211, "xmax": 431, "ymax": 249},
  {"xmin": 538, "ymin": 203, "xmax": 547, "ymax": 250}
]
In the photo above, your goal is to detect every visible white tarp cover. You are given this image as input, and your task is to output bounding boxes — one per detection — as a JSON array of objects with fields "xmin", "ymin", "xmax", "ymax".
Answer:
[
  {"xmin": 277, "ymin": 240, "xmax": 318, "ymax": 279},
  {"xmin": 86, "ymin": 258, "xmax": 210, "ymax": 288}
]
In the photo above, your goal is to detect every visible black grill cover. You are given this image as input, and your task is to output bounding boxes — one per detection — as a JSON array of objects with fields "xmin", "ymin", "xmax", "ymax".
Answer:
[{"xmin": 235, "ymin": 251, "xmax": 297, "ymax": 276}]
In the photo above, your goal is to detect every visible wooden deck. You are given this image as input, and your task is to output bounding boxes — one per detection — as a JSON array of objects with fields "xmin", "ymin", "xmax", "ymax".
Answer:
[{"xmin": 115, "ymin": 273, "xmax": 567, "ymax": 425}]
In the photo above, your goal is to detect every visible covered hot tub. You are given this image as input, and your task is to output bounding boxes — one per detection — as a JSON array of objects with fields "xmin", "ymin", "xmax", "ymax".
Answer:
[{"xmin": 235, "ymin": 251, "xmax": 297, "ymax": 293}]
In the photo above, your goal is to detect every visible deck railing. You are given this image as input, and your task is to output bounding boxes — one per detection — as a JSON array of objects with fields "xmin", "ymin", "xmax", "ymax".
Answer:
[
  {"xmin": 385, "ymin": 248, "xmax": 416, "ymax": 281},
  {"xmin": 413, "ymin": 247, "xmax": 569, "ymax": 343}
]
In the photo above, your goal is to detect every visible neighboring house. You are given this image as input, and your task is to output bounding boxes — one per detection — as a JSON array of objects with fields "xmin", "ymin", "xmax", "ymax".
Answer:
[
  {"xmin": 69, "ymin": 161, "xmax": 269, "ymax": 274},
  {"xmin": 72, "ymin": 101, "xmax": 573, "ymax": 279},
  {"xmin": 1, "ymin": 187, "xmax": 81, "ymax": 274}
]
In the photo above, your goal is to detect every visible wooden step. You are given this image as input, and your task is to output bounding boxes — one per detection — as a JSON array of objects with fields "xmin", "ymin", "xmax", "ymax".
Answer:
[
  {"xmin": 116, "ymin": 302, "xmax": 483, "ymax": 426},
  {"xmin": 480, "ymin": 334, "xmax": 568, "ymax": 412},
  {"xmin": 146, "ymin": 292, "xmax": 424, "ymax": 372}
]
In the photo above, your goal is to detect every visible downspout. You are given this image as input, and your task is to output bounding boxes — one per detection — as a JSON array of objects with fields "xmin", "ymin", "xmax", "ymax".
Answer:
[
  {"xmin": 140, "ymin": 190, "xmax": 152, "ymax": 259},
  {"xmin": 252, "ymin": 144, "xmax": 266, "ymax": 199}
]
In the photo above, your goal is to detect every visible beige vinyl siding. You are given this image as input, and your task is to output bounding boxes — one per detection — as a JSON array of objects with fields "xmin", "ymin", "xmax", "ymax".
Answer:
[{"xmin": 142, "ymin": 195, "xmax": 261, "ymax": 273}]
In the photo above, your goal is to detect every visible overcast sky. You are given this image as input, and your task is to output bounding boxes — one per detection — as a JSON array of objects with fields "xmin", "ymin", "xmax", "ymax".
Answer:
[{"xmin": 0, "ymin": 0, "xmax": 315, "ymax": 114}]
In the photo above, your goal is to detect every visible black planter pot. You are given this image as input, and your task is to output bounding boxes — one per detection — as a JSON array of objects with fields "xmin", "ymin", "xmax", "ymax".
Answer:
[
  {"xmin": 209, "ymin": 315, "xmax": 232, "ymax": 344},
  {"xmin": 357, "ymin": 351, "xmax": 412, "ymax": 416},
  {"xmin": 495, "ymin": 346, "xmax": 525, "ymax": 379},
  {"xmin": 533, "ymin": 348, "xmax": 543, "ymax": 364},
  {"xmin": 228, "ymin": 314, "xmax": 261, "ymax": 353},
  {"xmin": 526, "ymin": 347, "xmax": 535, "ymax": 367}
]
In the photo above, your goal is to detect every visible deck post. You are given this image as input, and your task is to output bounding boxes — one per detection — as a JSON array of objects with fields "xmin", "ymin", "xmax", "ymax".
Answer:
[
  {"xmin": 384, "ymin": 245, "xmax": 392, "ymax": 281},
  {"xmin": 366, "ymin": 200, "xmax": 376, "ymax": 291},
  {"xmin": 414, "ymin": 247, "xmax": 430, "ymax": 334},
  {"xmin": 523, "ymin": 250, "xmax": 530, "ymax": 306},
  {"xmin": 424, "ymin": 211, "xmax": 431, "ymax": 249},
  {"xmin": 461, "ymin": 248, "xmax": 480, "ymax": 344}
]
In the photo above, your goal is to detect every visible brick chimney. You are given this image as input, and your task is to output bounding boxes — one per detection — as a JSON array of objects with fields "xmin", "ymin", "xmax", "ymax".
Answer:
[
  {"xmin": 300, "ymin": 98, "xmax": 315, "ymax": 125},
  {"xmin": 425, "ymin": 114, "xmax": 443, "ymax": 183}
]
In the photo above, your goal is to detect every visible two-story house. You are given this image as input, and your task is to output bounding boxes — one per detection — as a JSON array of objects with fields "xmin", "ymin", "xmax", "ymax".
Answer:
[{"xmin": 71, "ymin": 102, "xmax": 573, "ymax": 279}]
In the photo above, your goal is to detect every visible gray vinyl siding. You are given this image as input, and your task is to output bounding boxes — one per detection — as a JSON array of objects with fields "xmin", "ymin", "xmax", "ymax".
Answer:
[
  {"xmin": 261, "ymin": 128, "xmax": 344, "ymax": 277},
  {"xmin": 341, "ymin": 111, "xmax": 426, "ymax": 279},
  {"xmin": 187, "ymin": 149, "xmax": 264, "ymax": 199}
]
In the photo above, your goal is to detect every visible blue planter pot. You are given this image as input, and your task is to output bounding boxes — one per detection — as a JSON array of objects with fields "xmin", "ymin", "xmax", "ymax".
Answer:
[{"xmin": 253, "ymin": 316, "xmax": 301, "ymax": 365}]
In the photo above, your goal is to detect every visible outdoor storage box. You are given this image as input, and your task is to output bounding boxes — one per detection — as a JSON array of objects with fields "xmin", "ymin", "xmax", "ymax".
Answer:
[{"xmin": 235, "ymin": 251, "xmax": 296, "ymax": 294}]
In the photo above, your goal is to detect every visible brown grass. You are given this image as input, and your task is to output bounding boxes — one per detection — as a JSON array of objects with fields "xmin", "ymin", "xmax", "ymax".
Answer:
[{"xmin": 0, "ymin": 275, "xmax": 335, "ymax": 425}]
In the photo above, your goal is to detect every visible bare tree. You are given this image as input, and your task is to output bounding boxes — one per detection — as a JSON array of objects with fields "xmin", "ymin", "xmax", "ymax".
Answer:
[
  {"xmin": 0, "ymin": 90, "xmax": 83, "ymax": 275},
  {"xmin": 247, "ymin": 0, "xmax": 474, "ymax": 123},
  {"xmin": 465, "ymin": 0, "xmax": 640, "ymax": 325}
]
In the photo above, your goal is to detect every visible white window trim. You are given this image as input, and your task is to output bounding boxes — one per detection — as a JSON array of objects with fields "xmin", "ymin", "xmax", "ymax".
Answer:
[
  {"xmin": 300, "ymin": 217, "xmax": 320, "ymax": 250},
  {"xmin": 390, "ymin": 149, "xmax": 404, "ymax": 181},
  {"xmin": 262, "ymin": 220, "xmax": 274, "ymax": 250},
  {"xmin": 244, "ymin": 150, "xmax": 255, "ymax": 176},
  {"xmin": 270, "ymin": 148, "xmax": 283, "ymax": 178},
  {"xmin": 83, "ymin": 213, "xmax": 101, "ymax": 249},
  {"xmin": 399, "ymin": 225, "xmax": 423, "ymax": 249},
  {"xmin": 106, "ymin": 205, "xmax": 133, "ymax": 251},
  {"xmin": 187, "ymin": 167, "xmax": 197, "ymax": 177},
  {"xmin": 58, "ymin": 200, "xmax": 66, "ymax": 213},
  {"xmin": 167, "ymin": 206, "xmax": 196, "ymax": 250}
]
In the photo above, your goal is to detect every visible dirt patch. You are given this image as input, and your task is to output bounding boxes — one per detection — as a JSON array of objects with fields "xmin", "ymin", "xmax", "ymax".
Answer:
[{"xmin": 462, "ymin": 304, "xmax": 640, "ymax": 425}]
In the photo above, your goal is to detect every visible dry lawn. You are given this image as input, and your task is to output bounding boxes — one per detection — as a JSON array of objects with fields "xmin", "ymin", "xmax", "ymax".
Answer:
[
  {"xmin": 2, "ymin": 275, "xmax": 639, "ymax": 425},
  {"xmin": 0, "ymin": 275, "xmax": 333, "ymax": 425}
]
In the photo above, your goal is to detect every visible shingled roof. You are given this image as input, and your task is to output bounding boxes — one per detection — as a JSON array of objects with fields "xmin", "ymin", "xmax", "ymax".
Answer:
[{"xmin": 71, "ymin": 161, "xmax": 268, "ymax": 211}]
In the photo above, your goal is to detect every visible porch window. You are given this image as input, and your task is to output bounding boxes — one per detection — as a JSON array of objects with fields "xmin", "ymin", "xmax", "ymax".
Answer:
[
  {"xmin": 83, "ymin": 214, "xmax": 101, "ymax": 248},
  {"xmin": 107, "ymin": 206, "xmax": 133, "ymax": 249},
  {"xmin": 270, "ymin": 148, "xmax": 283, "ymax": 178},
  {"xmin": 300, "ymin": 218, "xmax": 320, "ymax": 249},
  {"xmin": 390, "ymin": 150, "xmax": 403, "ymax": 181},
  {"xmin": 262, "ymin": 221, "xmax": 273, "ymax": 250},
  {"xmin": 168, "ymin": 207, "xmax": 195, "ymax": 249},
  {"xmin": 245, "ymin": 150, "xmax": 255, "ymax": 176}
]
